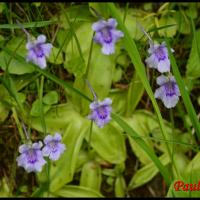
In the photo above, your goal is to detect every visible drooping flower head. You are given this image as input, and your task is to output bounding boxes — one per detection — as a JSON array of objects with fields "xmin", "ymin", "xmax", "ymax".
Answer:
[
  {"xmin": 26, "ymin": 35, "xmax": 53, "ymax": 69},
  {"xmin": 154, "ymin": 75, "xmax": 181, "ymax": 109},
  {"xmin": 16, "ymin": 141, "xmax": 46, "ymax": 173},
  {"xmin": 145, "ymin": 41, "xmax": 173, "ymax": 73},
  {"xmin": 92, "ymin": 18, "xmax": 124, "ymax": 55},
  {"xmin": 88, "ymin": 98, "xmax": 112, "ymax": 128},
  {"xmin": 42, "ymin": 133, "xmax": 66, "ymax": 161}
]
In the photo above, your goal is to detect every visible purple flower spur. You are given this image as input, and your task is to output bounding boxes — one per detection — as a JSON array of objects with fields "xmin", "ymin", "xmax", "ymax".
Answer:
[
  {"xmin": 154, "ymin": 75, "xmax": 181, "ymax": 109},
  {"xmin": 16, "ymin": 141, "xmax": 46, "ymax": 173},
  {"xmin": 92, "ymin": 18, "xmax": 124, "ymax": 55},
  {"xmin": 42, "ymin": 133, "xmax": 66, "ymax": 161},
  {"xmin": 145, "ymin": 42, "xmax": 173, "ymax": 73},
  {"xmin": 26, "ymin": 34, "xmax": 53, "ymax": 69},
  {"xmin": 88, "ymin": 98, "xmax": 112, "ymax": 128}
]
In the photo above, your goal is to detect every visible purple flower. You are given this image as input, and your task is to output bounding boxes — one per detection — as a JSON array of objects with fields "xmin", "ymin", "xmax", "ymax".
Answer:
[
  {"xmin": 145, "ymin": 42, "xmax": 173, "ymax": 73},
  {"xmin": 26, "ymin": 34, "xmax": 53, "ymax": 69},
  {"xmin": 92, "ymin": 18, "xmax": 124, "ymax": 55},
  {"xmin": 154, "ymin": 75, "xmax": 181, "ymax": 109},
  {"xmin": 16, "ymin": 141, "xmax": 46, "ymax": 173},
  {"xmin": 42, "ymin": 133, "xmax": 66, "ymax": 161},
  {"xmin": 88, "ymin": 98, "xmax": 112, "ymax": 128}
]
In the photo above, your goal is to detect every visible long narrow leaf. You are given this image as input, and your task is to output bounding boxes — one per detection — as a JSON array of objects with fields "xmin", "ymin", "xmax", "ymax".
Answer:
[
  {"xmin": 3, "ymin": 42, "xmax": 172, "ymax": 186},
  {"xmin": 112, "ymin": 113, "xmax": 171, "ymax": 186},
  {"xmin": 0, "ymin": 21, "xmax": 58, "ymax": 29},
  {"xmin": 3, "ymin": 47, "xmax": 91, "ymax": 102},
  {"xmin": 166, "ymin": 40, "xmax": 200, "ymax": 138},
  {"xmin": 107, "ymin": 3, "xmax": 172, "ymax": 162}
]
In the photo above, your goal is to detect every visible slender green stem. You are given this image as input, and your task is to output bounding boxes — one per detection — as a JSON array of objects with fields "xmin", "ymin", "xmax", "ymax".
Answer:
[
  {"xmin": 166, "ymin": 39, "xmax": 200, "ymax": 139},
  {"xmin": 87, "ymin": 121, "xmax": 94, "ymax": 157},
  {"xmin": 112, "ymin": 112, "xmax": 171, "ymax": 186},
  {"xmin": 1, "ymin": 73, "xmax": 27, "ymax": 122},
  {"xmin": 46, "ymin": 159, "xmax": 51, "ymax": 197},
  {"xmin": 38, "ymin": 75, "xmax": 46, "ymax": 136},
  {"xmin": 12, "ymin": 107, "xmax": 26, "ymax": 142},
  {"xmin": 2, "ymin": 47, "xmax": 92, "ymax": 102},
  {"xmin": 84, "ymin": 32, "xmax": 95, "ymax": 79},
  {"xmin": 38, "ymin": 75, "xmax": 50, "ymax": 196},
  {"xmin": 107, "ymin": 2, "xmax": 172, "ymax": 162},
  {"xmin": 2, "ymin": 26, "xmax": 177, "ymax": 186},
  {"xmin": 36, "ymin": 66, "xmax": 92, "ymax": 102},
  {"xmin": 82, "ymin": 30, "xmax": 95, "ymax": 153},
  {"xmin": 22, "ymin": 122, "xmax": 30, "ymax": 141},
  {"xmin": 83, "ymin": 32, "xmax": 95, "ymax": 100},
  {"xmin": 177, "ymin": 103, "xmax": 193, "ymax": 137},
  {"xmin": 55, "ymin": 4, "xmax": 81, "ymax": 63},
  {"xmin": 169, "ymin": 109, "xmax": 174, "ymax": 141},
  {"xmin": 128, "ymin": 132, "xmax": 199, "ymax": 152},
  {"xmin": 82, "ymin": 32, "xmax": 95, "ymax": 113},
  {"xmin": 123, "ymin": 3, "xmax": 129, "ymax": 24},
  {"xmin": 0, "ymin": 20, "xmax": 58, "ymax": 29},
  {"xmin": 190, "ymin": 18, "xmax": 200, "ymax": 59},
  {"xmin": 60, "ymin": 4, "xmax": 85, "ymax": 65},
  {"xmin": 169, "ymin": 109, "xmax": 174, "ymax": 179},
  {"xmin": 169, "ymin": 109, "xmax": 180, "ymax": 179}
]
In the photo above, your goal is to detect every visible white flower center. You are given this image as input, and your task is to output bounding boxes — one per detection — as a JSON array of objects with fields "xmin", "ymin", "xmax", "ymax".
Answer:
[
  {"xmin": 155, "ymin": 46, "xmax": 166, "ymax": 61},
  {"xmin": 164, "ymin": 81, "xmax": 176, "ymax": 97},
  {"xmin": 27, "ymin": 149, "xmax": 37, "ymax": 164},
  {"xmin": 48, "ymin": 141, "xmax": 58, "ymax": 153},
  {"xmin": 97, "ymin": 106, "xmax": 108, "ymax": 119},
  {"xmin": 33, "ymin": 44, "xmax": 44, "ymax": 57},
  {"xmin": 101, "ymin": 27, "xmax": 112, "ymax": 43}
]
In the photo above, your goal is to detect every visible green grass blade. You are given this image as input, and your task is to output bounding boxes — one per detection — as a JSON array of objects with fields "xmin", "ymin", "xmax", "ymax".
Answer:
[
  {"xmin": 148, "ymin": 24, "xmax": 177, "ymax": 34},
  {"xmin": 3, "ymin": 47, "xmax": 91, "ymax": 102},
  {"xmin": 3, "ymin": 42, "xmax": 172, "ymax": 186},
  {"xmin": 138, "ymin": 24, "xmax": 178, "ymax": 42},
  {"xmin": 190, "ymin": 18, "xmax": 200, "ymax": 73},
  {"xmin": 125, "ymin": 72, "xmax": 144, "ymax": 116},
  {"xmin": 0, "ymin": 76, "xmax": 25, "ymax": 117},
  {"xmin": 59, "ymin": 4, "xmax": 85, "ymax": 65},
  {"xmin": 38, "ymin": 76, "xmax": 46, "ymax": 135},
  {"xmin": 107, "ymin": 3, "xmax": 172, "ymax": 159},
  {"xmin": 112, "ymin": 113, "xmax": 171, "ymax": 186},
  {"xmin": 36, "ymin": 67, "xmax": 92, "ymax": 102},
  {"xmin": 132, "ymin": 134, "xmax": 199, "ymax": 152},
  {"xmin": 37, "ymin": 75, "xmax": 50, "ymax": 196},
  {"xmin": 166, "ymin": 40, "xmax": 200, "ymax": 138},
  {"xmin": 0, "ymin": 20, "xmax": 58, "ymax": 29}
]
